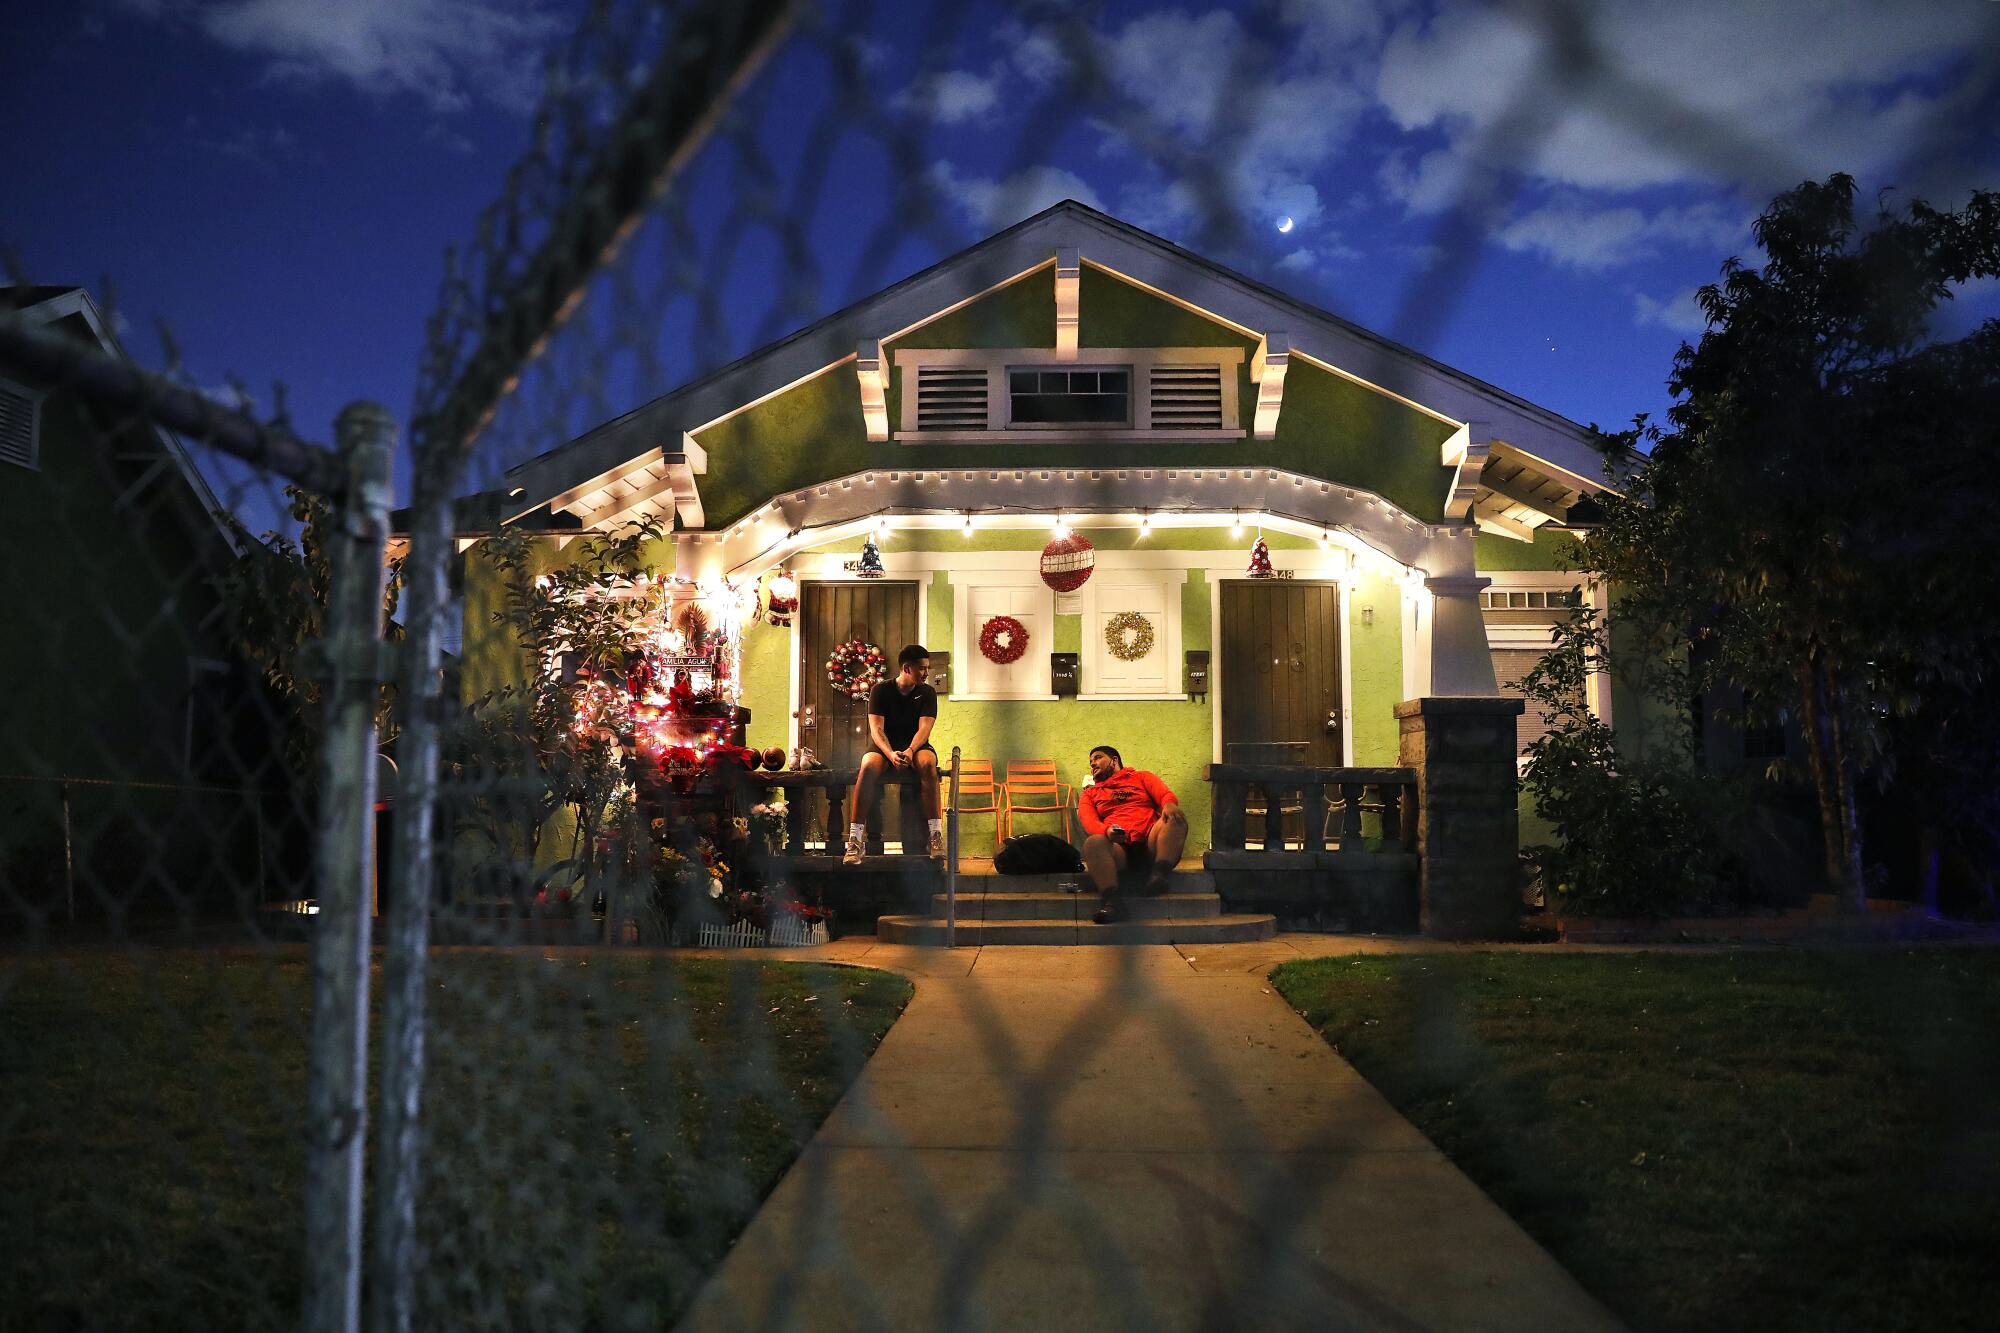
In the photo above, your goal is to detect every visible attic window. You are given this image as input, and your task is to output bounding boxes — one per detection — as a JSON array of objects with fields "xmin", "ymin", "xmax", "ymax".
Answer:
[
  {"xmin": 1007, "ymin": 367, "xmax": 1130, "ymax": 426},
  {"xmin": 891, "ymin": 346, "xmax": 1246, "ymax": 438},
  {"xmin": 0, "ymin": 379, "xmax": 39, "ymax": 470}
]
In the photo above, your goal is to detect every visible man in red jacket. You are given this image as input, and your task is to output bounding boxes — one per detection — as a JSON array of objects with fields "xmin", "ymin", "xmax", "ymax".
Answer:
[{"xmin": 1077, "ymin": 744, "xmax": 1188, "ymax": 924}]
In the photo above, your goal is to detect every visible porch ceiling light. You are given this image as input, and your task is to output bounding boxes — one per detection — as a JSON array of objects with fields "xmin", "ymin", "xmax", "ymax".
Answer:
[
  {"xmin": 1229, "ymin": 510, "xmax": 1243, "ymax": 537},
  {"xmin": 1053, "ymin": 512, "xmax": 1071, "ymax": 539},
  {"xmin": 962, "ymin": 511, "xmax": 975, "ymax": 537},
  {"xmin": 1138, "ymin": 511, "xmax": 1151, "ymax": 538}
]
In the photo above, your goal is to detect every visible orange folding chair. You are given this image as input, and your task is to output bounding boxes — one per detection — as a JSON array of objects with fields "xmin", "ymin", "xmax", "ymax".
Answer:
[
  {"xmin": 1000, "ymin": 759, "xmax": 1074, "ymax": 843},
  {"xmin": 952, "ymin": 759, "xmax": 1005, "ymax": 854}
]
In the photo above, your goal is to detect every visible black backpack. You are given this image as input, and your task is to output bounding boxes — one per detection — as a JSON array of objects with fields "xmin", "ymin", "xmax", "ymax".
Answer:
[{"xmin": 993, "ymin": 832, "xmax": 1084, "ymax": 875}]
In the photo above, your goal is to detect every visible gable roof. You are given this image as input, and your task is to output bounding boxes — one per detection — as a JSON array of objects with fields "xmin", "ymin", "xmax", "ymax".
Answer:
[
  {"xmin": 3, "ymin": 285, "xmax": 241, "ymax": 553},
  {"xmin": 504, "ymin": 200, "xmax": 1613, "ymax": 535}
]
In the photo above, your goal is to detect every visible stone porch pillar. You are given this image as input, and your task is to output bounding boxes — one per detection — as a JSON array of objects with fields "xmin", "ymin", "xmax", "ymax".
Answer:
[{"xmin": 1396, "ymin": 696, "xmax": 1525, "ymax": 939}]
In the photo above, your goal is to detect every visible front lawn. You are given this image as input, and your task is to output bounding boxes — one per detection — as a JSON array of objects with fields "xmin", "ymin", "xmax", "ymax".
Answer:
[
  {"xmin": 1272, "ymin": 949, "xmax": 2000, "ymax": 1333},
  {"xmin": 0, "ymin": 948, "xmax": 912, "ymax": 1331}
]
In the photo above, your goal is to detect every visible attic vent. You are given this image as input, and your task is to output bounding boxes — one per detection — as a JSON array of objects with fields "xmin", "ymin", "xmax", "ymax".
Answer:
[
  {"xmin": 915, "ymin": 366, "xmax": 989, "ymax": 431},
  {"xmin": 1147, "ymin": 364, "xmax": 1223, "ymax": 430},
  {"xmin": 0, "ymin": 381, "xmax": 38, "ymax": 469}
]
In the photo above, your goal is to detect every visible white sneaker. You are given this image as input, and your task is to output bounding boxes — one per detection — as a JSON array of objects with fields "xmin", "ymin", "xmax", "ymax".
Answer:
[
  {"xmin": 842, "ymin": 832, "xmax": 866, "ymax": 865},
  {"xmin": 928, "ymin": 828, "xmax": 946, "ymax": 859}
]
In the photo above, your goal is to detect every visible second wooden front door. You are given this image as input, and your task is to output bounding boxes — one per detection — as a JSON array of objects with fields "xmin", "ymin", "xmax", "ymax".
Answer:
[
  {"xmin": 1219, "ymin": 580, "xmax": 1342, "ymax": 767},
  {"xmin": 797, "ymin": 580, "xmax": 921, "ymax": 770}
]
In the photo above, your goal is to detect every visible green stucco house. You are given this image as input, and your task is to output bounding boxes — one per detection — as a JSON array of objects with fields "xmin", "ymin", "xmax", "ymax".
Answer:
[
  {"xmin": 464, "ymin": 203, "xmax": 1615, "ymax": 933},
  {"xmin": 1, "ymin": 286, "xmax": 272, "ymax": 919}
]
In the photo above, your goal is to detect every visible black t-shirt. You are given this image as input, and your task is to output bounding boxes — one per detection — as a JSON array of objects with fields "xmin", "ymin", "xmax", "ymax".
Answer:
[{"xmin": 868, "ymin": 677, "xmax": 938, "ymax": 750}]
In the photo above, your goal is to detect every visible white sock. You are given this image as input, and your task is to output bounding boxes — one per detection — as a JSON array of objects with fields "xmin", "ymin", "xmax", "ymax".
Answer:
[
  {"xmin": 928, "ymin": 818, "xmax": 943, "ymax": 834},
  {"xmin": 848, "ymin": 822, "xmax": 865, "ymax": 843}
]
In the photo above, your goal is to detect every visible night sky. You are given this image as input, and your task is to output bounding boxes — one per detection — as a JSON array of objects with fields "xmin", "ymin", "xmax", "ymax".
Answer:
[{"xmin": 6, "ymin": 0, "xmax": 1997, "ymax": 532}]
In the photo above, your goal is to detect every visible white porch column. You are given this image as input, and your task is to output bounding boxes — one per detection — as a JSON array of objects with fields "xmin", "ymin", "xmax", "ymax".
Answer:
[{"xmin": 1423, "ymin": 575, "xmax": 1498, "ymax": 695}]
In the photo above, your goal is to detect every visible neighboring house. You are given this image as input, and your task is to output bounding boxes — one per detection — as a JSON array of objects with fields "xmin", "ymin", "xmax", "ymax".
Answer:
[
  {"xmin": 462, "ymin": 202, "xmax": 1623, "ymax": 861},
  {"xmin": 0, "ymin": 286, "xmax": 274, "ymax": 917}
]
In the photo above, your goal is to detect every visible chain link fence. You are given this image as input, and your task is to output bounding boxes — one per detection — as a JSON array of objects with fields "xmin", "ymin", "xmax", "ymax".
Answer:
[{"xmin": 5, "ymin": 1, "xmax": 1995, "ymax": 1329}]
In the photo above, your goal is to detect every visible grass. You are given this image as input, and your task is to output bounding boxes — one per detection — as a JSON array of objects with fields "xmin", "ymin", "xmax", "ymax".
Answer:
[
  {"xmin": 0, "ymin": 947, "xmax": 913, "ymax": 1332},
  {"xmin": 1271, "ymin": 948, "xmax": 2000, "ymax": 1333}
]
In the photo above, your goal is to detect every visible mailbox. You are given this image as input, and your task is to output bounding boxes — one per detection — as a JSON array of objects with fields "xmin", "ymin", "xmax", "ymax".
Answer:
[
  {"xmin": 1051, "ymin": 652, "xmax": 1080, "ymax": 697},
  {"xmin": 1185, "ymin": 649, "xmax": 1210, "ymax": 699},
  {"xmin": 929, "ymin": 651, "xmax": 950, "ymax": 696}
]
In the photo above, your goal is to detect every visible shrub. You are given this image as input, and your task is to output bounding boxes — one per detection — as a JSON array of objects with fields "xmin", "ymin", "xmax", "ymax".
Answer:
[{"xmin": 1515, "ymin": 609, "xmax": 1734, "ymax": 916}]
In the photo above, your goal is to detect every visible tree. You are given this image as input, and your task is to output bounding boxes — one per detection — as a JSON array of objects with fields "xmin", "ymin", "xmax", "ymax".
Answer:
[
  {"xmin": 1582, "ymin": 175, "xmax": 2000, "ymax": 909},
  {"xmin": 211, "ymin": 485, "xmax": 404, "ymax": 783}
]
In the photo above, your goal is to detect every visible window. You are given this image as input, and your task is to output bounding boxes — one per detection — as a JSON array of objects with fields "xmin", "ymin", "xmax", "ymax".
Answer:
[
  {"xmin": 1480, "ymin": 574, "xmax": 1606, "ymax": 755},
  {"xmin": 1, "ymin": 379, "xmax": 40, "ymax": 470},
  {"xmin": 1080, "ymin": 573, "xmax": 1183, "ymax": 697},
  {"xmin": 1007, "ymin": 367, "xmax": 1130, "ymax": 426},
  {"xmin": 1480, "ymin": 588, "xmax": 1582, "ymax": 610},
  {"xmin": 954, "ymin": 575, "xmax": 1053, "ymax": 699}
]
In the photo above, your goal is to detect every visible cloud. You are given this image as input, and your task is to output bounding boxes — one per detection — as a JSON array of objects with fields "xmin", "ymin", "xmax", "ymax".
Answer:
[
  {"xmin": 1633, "ymin": 287, "xmax": 1709, "ymax": 336},
  {"xmin": 927, "ymin": 163, "xmax": 1105, "ymax": 231},
  {"xmin": 133, "ymin": 0, "xmax": 559, "ymax": 113},
  {"xmin": 895, "ymin": 67, "xmax": 1004, "ymax": 125},
  {"xmin": 1496, "ymin": 201, "xmax": 1745, "ymax": 272},
  {"xmin": 1088, "ymin": 9, "xmax": 1370, "ymax": 231},
  {"xmin": 1375, "ymin": 0, "xmax": 1995, "ymax": 207},
  {"xmin": 917, "ymin": 6, "xmax": 1378, "ymax": 239}
]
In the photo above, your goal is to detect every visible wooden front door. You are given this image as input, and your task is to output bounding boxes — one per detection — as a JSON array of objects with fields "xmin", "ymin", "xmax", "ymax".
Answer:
[
  {"xmin": 798, "ymin": 580, "xmax": 921, "ymax": 770},
  {"xmin": 1220, "ymin": 580, "xmax": 1342, "ymax": 766}
]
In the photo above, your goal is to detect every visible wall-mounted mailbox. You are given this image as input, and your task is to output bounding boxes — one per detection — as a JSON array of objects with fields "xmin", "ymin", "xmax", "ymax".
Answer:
[
  {"xmin": 1051, "ymin": 652, "xmax": 1080, "ymax": 697},
  {"xmin": 929, "ymin": 651, "xmax": 950, "ymax": 696},
  {"xmin": 1185, "ymin": 649, "xmax": 1210, "ymax": 700}
]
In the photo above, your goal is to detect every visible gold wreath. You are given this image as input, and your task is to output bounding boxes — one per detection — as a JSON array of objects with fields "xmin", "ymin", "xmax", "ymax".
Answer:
[{"xmin": 1104, "ymin": 610, "xmax": 1155, "ymax": 662}]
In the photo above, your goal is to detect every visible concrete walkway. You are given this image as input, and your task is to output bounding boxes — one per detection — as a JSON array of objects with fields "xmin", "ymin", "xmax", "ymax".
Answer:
[{"xmin": 679, "ymin": 939, "xmax": 1624, "ymax": 1332}]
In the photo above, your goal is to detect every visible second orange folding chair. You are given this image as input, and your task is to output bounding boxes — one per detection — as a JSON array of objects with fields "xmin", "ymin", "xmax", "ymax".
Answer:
[{"xmin": 999, "ymin": 759, "xmax": 1074, "ymax": 843}]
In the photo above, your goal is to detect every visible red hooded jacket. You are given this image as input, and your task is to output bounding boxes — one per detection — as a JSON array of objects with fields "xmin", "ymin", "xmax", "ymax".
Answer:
[{"xmin": 1078, "ymin": 767, "xmax": 1178, "ymax": 841}]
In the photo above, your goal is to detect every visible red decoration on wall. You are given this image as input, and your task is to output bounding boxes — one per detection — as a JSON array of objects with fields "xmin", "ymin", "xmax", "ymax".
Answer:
[
  {"xmin": 1039, "ymin": 532, "xmax": 1096, "ymax": 592},
  {"xmin": 978, "ymin": 615, "xmax": 1029, "ymax": 664},
  {"xmin": 1246, "ymin": 535, "xmax": 1276, "ymax": 579}
]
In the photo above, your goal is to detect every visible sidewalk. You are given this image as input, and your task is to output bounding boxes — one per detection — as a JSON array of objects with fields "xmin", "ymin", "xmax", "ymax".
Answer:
[{"xmin": 678, "ymin": 940, "xmax": 1625, "ymax": 1332}]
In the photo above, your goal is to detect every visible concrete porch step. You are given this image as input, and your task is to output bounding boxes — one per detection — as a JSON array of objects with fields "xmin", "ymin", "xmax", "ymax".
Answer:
[
  {"xmin": 930, "ymin": 892, "xmax": 1221, "ymax": 921},
  {"xmin": 877, "ymin": 913, "xmax": 1276, "ymax": 945},
  {"xmin": 953, "ymin": 869, "xmax": 1217, "ymax": 892}
]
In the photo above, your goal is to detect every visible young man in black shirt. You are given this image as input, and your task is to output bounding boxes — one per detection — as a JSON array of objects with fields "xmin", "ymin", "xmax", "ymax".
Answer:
[{"xmin": 845, "ymin": 643, "xmax": 943, "ymax": 863}]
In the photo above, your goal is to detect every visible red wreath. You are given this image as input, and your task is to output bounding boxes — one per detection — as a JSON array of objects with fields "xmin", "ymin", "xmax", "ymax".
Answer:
[{"xmin": 979, "ymin": 615, "xmax": 1029, "ymax": 664}]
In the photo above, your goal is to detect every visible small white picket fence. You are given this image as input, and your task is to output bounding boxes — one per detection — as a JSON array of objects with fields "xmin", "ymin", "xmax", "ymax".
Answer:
[{"xmin": 696, "ymin": 919, "xmax": 830, "ymax": 949}]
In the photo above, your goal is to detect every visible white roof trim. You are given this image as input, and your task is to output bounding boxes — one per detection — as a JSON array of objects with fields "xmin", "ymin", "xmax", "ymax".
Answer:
[{"xmin": 503, "ymin": 201, "xmax": 1614, "ymax": 517}]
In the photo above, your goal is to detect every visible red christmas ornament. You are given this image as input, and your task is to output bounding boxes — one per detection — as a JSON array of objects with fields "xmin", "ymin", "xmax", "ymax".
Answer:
[
  {"xmin": 978, "ymin": 615, "xmax": 1029, "ymax": 664},
  {"xmin": 1039, "ymin": 532, "xmax": 1095, "ymax": 592},
  {"xmin": 762, "ymin": 746, "xmax": 787, "ymax": 771},
  {"xmin": 1246, "ymin": 535, "xmax": 1276, "ymax": 579}
]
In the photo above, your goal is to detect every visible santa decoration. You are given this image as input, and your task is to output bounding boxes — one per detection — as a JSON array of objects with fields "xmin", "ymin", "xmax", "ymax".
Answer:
[
  {"xmin": 1039, "ymin": 532, "xmax": 1096, "ymax": 592},
  {"xmin": 765, "ymin": 569, "xmax": 799, "ymax": 626}
]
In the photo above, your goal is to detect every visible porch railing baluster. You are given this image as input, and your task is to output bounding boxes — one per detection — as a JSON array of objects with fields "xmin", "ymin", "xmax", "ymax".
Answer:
[{"xmin": 1340, "ymin": 782, "xmax": 1365, "ymax": 853}]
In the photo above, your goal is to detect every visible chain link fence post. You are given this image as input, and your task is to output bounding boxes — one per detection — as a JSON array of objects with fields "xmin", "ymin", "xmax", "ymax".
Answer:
[
  {"xmin": 368, "ymin": 445, "xmax": 454, "ymax": 1333},
  {"xmin": 302, "ymin": 400, "xmax": 396, "ymax": 1333}
]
